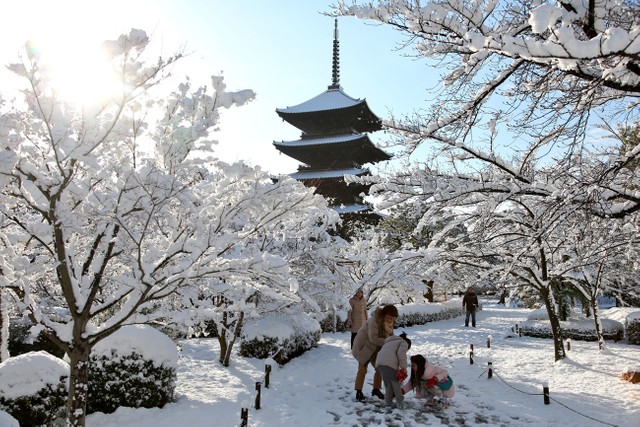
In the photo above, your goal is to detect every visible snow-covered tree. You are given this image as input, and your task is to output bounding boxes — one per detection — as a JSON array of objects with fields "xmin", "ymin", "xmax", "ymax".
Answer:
[
  {"xmin": 0, "ymin": 29, "xmax": 335, "ymax": 426},
  {"xmin": 332, "ymin": 0, "xmax": 640, "ymax": 360},
  {"xmin": 333, "ymin": 228, "xmax": 432, "ymax": 306}
]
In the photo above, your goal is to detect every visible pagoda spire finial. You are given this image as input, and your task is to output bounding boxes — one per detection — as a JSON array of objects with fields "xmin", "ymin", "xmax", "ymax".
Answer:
[{"xmin": 329, "ymin": 18, "xmax": 340, "ymax": 89}]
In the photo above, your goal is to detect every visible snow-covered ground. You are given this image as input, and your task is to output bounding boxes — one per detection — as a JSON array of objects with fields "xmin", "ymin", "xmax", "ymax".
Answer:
[{"xmin": 82, "ymin": 300, "xmax": 639, "ymax": 427}]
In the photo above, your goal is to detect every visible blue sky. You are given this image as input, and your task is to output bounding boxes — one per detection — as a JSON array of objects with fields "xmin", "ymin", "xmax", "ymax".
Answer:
[{"xmin": 1, "ymin": 0, "xmax": 436, "ymax": 174}]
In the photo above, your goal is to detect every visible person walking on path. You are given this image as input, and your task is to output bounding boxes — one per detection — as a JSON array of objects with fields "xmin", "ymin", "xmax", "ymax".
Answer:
[
  {"xmin": 352, "ymin": 304, "xmax": 398, "ymax": 402},
  {"xmin": 347, "ymin": 287, "xmax": 368, "ymax": 349},
  {"xmin": 375, "ymin": 332, "xmax": 411, "ymax": 409},
  {"xmin": 462, "ymin": 286, "xmax": 479, "ymax": 327}
]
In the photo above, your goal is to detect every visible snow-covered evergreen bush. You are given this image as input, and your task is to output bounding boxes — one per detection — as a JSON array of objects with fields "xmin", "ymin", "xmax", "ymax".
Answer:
[
  {"xmin": 239, "ymin": 314, "xmax": 321, "ymax": 365},
  {"xmin": 318, "ymin": 310, "xmax": 349, "ymax": 333},
  {"xmin": 626, "ymin": 312, "xmax": 640, "ymax": 345},
  {"xmin": 87, "ymin": 325, "xmax": 178, "ymax": 414},
  {"xmin": 0, "ymin": 351, "xmax": 68, "ymax": 426},
  {"xmin": 395, "ymin": 301, "xmax": 465, "ymax": 328},
  {"xmin": 520, "ymin": 309, "xmax": 625, "ymax": 342}
]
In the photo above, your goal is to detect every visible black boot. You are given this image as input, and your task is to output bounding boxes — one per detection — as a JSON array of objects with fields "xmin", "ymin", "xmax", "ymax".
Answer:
[
  {"xmin": 372, "ymin": 388, "xmax": 385, "ymax": 400},
  {"xmin": 355, "ymin": 390, "xmax": 365, "ymax": 402}
]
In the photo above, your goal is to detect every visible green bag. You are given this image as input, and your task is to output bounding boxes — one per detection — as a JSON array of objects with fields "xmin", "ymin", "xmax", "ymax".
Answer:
[{"xmin": 435, "ymin": 375, "xmax": 453, "ymax": 391}]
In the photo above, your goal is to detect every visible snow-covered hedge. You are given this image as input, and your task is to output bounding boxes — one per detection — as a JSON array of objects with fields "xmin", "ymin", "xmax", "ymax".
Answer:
[
  {"xmin": 318, "ymin": 300, "xmax": 466, "ymax": 333},
  {"xmin": 520, "ymin": 309, "xmax": 624, "ymax": 341},
  {"xmin": 87, "ymin": 325, "xmax": 178, "ymax": 414},
  {"xmin": 0, "ymin": 351, "xmax": 68, "ymax": 426},
  {"xmin": 626, "ymin": 311, "xmax": 640, "ymax": 345},
  {"xmin": 395, "ymin": 300, "xmax": 466, "ymax": 328},
  {"xmin": 239, "ymin": 314, "xmax": 321, "ymax": 365}
]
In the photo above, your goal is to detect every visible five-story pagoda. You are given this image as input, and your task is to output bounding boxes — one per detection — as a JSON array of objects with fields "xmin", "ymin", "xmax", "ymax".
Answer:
[{"xmin": 273, "ymin": 19, "xmax": 391, "ymax": 236}]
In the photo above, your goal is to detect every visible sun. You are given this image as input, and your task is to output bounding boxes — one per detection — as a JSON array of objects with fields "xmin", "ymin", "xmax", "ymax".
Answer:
[{"xmin": 27, "ymin": 34, "xmax": 122, "ymax": 109}]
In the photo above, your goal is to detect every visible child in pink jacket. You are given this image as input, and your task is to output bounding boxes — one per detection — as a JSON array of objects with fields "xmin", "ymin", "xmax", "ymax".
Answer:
[{"xmin": 401, "ymin": 354, "xmax": 455, "ymax": 406}]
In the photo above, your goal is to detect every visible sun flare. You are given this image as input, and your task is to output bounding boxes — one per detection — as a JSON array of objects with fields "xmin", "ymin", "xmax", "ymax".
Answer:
[{"xmin": 28, "ymin": 35, "xmax": 122, "ymax": 108}]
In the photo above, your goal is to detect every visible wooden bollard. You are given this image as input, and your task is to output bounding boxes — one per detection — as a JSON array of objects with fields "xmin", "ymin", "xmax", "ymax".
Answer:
[
  {"xmin": 255, "ymin": 381, "xmax": 262, "ymax": 410},
  {"xmin": 487, "ymin": 362, "xmax": 493, "ymax": 379},
  {"xmin": 566, "ymin": 338, "xmax": 571, "ymax": 351},
  {"xmin": 470, "ymin": 344, "xmax": 474, "ymax": 365},
  {"xmin": 240, "ymin": 407, "xmax": 249, "ymax": 427},
  {"xmin": 487, "ymin": 335, "xmax": 491, "ymax": 349},
  {"xmin": 265, "ymin": 364, "xmax": 272, "ymax": 388},
  {"xmin": 543, "ymin": 385, "xmax": 550, "ymax": 405}
]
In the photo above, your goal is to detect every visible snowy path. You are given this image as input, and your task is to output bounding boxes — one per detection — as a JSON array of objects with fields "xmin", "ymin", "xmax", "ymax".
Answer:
[{"xmin": 88, "ymin": 301, "xmax": 640, "ymax": 427}]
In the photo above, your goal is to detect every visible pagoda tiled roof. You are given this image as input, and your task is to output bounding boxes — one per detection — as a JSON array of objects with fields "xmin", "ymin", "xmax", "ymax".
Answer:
[
  {"xmin": 274, "ymin": 133, "xmax": 370, "ymax": 147},
  {"xmin": 288, "ymin": 167, "xmax": 369, "ymax": 180},
  {"xmin": 276, "ymin": 86, "xmax": 364, "ymax": 114},
  {"xmin": 332, "ymin": 203, "xmax": 372, "ymax": 213}
]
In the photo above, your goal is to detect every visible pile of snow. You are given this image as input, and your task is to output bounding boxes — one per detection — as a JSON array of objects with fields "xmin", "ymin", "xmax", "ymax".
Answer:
[
  {"xmin": 93, "ymin": 325, "xmax": 178, "ymax": 369},
  {"xmin": 0, "ymin": 410, "xmax": 18, "ymax": 427},
  {"xmin": 0, "ymin": 351, "xmax": 69, "ymax": 399}
]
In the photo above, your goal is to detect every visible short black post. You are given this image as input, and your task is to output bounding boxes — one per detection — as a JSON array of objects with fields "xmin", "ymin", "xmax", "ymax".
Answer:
[
  {"xmin": 240, "ymin": 407, "xmax": 249, "ymax": 427},
  {"xmin": 543, "ymin": 385, "xmax": 550, "ymax": 405},
  {"xmin": 566, "ymin": 338, "xmax": 571, "ymax": 351},
  {"xmin": 255, "ymin": 381, "xmax": 262, "ymax": 410},
  {"xmin": 487, "ymin": 335, "xmax": 491, "ymax": 349},
  {"xmin": 487, "ymin": 362, "xmax": 493, "ymax": 379},
  {"xmin": 470, "ymin": 344, "xmax": 474, "ymax": 365},
  {"xmin": 265, "ymin": 364, "xmax": 272, "ymax": 388},
  {"xmin": 518, "ymin": 327, "xmax": 522, "ymax": 337},
  {"xmin": 514, "ymin": 323, "xmax": 519, "ymax": 334}
]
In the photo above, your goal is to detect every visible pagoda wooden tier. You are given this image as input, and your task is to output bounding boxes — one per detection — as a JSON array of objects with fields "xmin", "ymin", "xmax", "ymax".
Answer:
[
  {"xmin": 273, "ymin": 133, "xmax": 390, "ymax": 168},
  {"xmin": 275, "ymin": 87, "xmax": 382, "ymax": 136},
  {"xmin": 272, "ymin": 19, "xmax": 391, "ymax": 236}
]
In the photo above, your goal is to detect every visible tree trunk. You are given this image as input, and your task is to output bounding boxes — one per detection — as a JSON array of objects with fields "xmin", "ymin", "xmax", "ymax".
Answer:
[
  {"xmin": 218, "ymin": 312, "xmax": 228, "ymax": 365},
  {"xmin": 590, "ymin": 296, "xmax": 605, "ymax": 350},
  {"xmin": 221, "ymin": 311, "xmax": 244, "ymax": 367},
  {"xmin": 67, "ymin": 343, "xmax": 91, "ymax": 426},
  {"xmin": 540, "ymin": 286, "xmax": 566, "ymax": 361},
  {"xmin": 0, "ymin": 288, "xmax": 8, "ymax": 362}
]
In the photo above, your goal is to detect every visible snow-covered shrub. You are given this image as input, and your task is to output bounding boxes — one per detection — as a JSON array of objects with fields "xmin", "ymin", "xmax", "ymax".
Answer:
[
  {"xmin": 626, "ymin": 311, "xmax": 640, "ymax": 345},
  {"xmin": 239, "ymin": 314, "xmax": 321, "ymax": 365},
  {"xmin": 318, "ymin": 309, "xmax": 349, "ymax": 333},
  {"xmin": 395, "ymin": 300, "xmax": 465, "ymax": 327},
  {"xmin": 520, "ymin": 310, "xmax": 624, "ymax": 341},
  {"xmin": 0, "ymin": 351, "xmax": 68, "ymax": 426},
  {"xmin": 87, "ymin": 325, "xmax": 178, "ymax": 414}
]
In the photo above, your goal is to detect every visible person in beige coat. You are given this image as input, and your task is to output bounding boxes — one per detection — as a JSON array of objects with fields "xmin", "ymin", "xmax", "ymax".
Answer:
[
  {"xmin": 347, "ymin": 287, "xmax": 368, "ymax": 349},
  {"xmin": 351, "ymin": 304, "xmax": 398, "ymax": 402}
]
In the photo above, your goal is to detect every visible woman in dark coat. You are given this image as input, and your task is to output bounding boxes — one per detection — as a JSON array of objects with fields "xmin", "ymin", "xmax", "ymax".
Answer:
[
  {"xmin": 351, "ymin": 304, "xmax": 398, "ymax": 402},
  {"xmin": 462, "ymin": 286, "xmax": 479, "ymax": 327}
]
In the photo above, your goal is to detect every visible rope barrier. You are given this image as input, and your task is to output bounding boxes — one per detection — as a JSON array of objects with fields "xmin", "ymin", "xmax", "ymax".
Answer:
[
  {"xmin": 548, "ymin": 396, "xmax": 618, "ymax": 427},
  {"xmin": 463, "ymin": 332, "xmax": 619, "ymax": 427}
]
